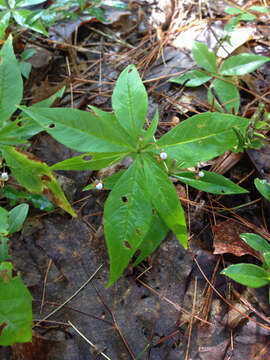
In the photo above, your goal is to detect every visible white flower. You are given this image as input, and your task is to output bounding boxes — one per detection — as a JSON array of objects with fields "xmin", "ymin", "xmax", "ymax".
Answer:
[
  {"xmin": 95, "ymin": 182, "xmax": 103, "ymax": 190},
  {"xmin": 198, "ymin": 171, "xmax": 204, "ymax": 178},
  {"xmin": 160, "ymin": 151, "xmax": 168, "ymax": 160},
  {"xmin": 1, "ymin": 172, "xmax": 8, "ymax": 181}
]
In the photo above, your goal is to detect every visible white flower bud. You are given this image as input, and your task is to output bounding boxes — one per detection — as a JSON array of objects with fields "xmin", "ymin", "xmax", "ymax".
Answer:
[
  {"xmin": 1, "ymin": 172, "xmax": 8, "ymax": 181},
  {"xmin": 95, "ymin": 182, "xmax": 103, "ymax": 190},
  {"xmin": 160, "ymin": 151, "xmax": 168, "ymax": 160},
  {"xmin": 198, "ymin": 171, "xmax": 204, "ymax": 178}
]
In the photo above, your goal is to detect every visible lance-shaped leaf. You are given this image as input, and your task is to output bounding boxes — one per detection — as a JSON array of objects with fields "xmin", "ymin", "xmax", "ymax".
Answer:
[
  {"xmin": 221, "ymin": 263, "xmax": 270, "ymax": 288},
  {"xmin": 220, "ymin": 54, "xmax": 270, "ymax": 76},
  {"xmin": 174, "ymin": 171, "xmax": 248, "ymax": 194},
  {"xmin": 19, "ymin": 106, "xmax": 135, "ymax": 153},
  {"xmin": 133, "ymin": 211, "xmax": 168, "ymax": 267},
  {"xmin": 0, "ymin": 35, "xmax": 23, "ymax": 124},
  {"xmin": 254, "ymin": 178, "xmax": 270, "ymax": 202},
  {"xmin": 208, "ymin": 79, "xmax": 240, "ymax": 114},
  {"xmin": 104, "ymin": 157, "xmax": 152, "ymax": 286},
  {"xmin": 240, "ymin": 233, "xmax": 270, "ymax": 254},
  {"xmin": 0, "ymin": 207, "xmax": 8, "ymax": 236},
  {"xmin": 142, "ymin": 155, "xmax": 187, "ymax": 248},
  {"xmin": 51, "ymin": 152, "xmax": 128, "ymax": 171},
  {"xmin": 170, "ymin": 70, "xmax": 212, "ymax": 87},
  {"xmin": 0, "ymin": 262, "xmax": 33, "ymax": 346},
  {"xmin": 1, "ymin": 146, "xmax": 76, "ymax": 217},
  {"xmin": 112, "ymin": 64, "xmax": 148, "ymax": 142},
  {"xmin": 8, "ymin": 203, "xmax": 29, "ymax": 234},
  {"xmin": 156, "ymin": 112, "xmax": 249, "ymax": 167},
  {"xmin": 192, "ymin": 41, "xmax": 217, "ymax": 73}
]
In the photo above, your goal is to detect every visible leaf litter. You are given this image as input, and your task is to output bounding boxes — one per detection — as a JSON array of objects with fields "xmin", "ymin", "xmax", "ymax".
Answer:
[{"xmin": 1, "ymin": 0, "xmax": 270, "ymax": 359}]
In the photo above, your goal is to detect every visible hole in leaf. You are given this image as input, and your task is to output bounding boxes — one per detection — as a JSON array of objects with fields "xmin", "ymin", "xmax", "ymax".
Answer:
[
  {"xmin": 49, "ymin": 124, "xmax": 55, "ymax": 128},
  {"xmin": 41, "ymin": 175, "xmax": 51, "ymax": 182},
  {"xmin": 221, "ymin": 189, "xmax": 225, "ymax": 193},
  {"xmin": 122, "ymin": 196, "xmax": 128, "ymax": 203},
  {"xmin": 17, "ymin": 121, "xmax": 22, "ymax": 127},
  {"xmin": 136, "ymin": 228, "xmax": 142, "ymax": 237},
  {"xmin": 83, "ymin": 154, "xmax": 92, "ymax": 161},
  {"xmin": 124, "ymin": 240, "xmax": 131, "ymax": 249},
  {"xmin": 128, "ymin": 67, "xmax": 133, "ymax": 73},
  {"xmin": 152, "ymin": 209, "xmax": 156, "ymax": 215},
  {"xmin": 0, "ymin": 322, "xmax": 7, "ymax": 336}
]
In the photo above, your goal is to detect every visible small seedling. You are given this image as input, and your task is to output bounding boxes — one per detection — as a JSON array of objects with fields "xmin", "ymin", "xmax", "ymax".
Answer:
[
  {"xmin": 169, "ymin": 41, "xmax": 270, "ymax": 114},
  {"xmin": 222, "ymin": 178, "xmax": 270, "ymax": 303}
]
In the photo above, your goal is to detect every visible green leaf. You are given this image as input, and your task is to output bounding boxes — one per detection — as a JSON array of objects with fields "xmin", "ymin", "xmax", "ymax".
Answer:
[
  {"xmin": 169, "ymin": 70, "xmax": 212, "ymax": 87},
  {"xmin": 8, "ymin": 203, "xmax": 29, "ymax": 235},
  {"xmin": 20, "ymin": 48, "xmax": 36, "ymax": 61},
  {"xmin": 142, "ymin": 154, "xmax": 187, "ymax": 248},
  {"xmin": 0, "ymin": 237, "xmax": 10, "ymax": 262},
  {"xmin": 104, "ymin": 157, "xmax": 152, "ymax": 286},
  {"xmin": 225, "ymin": 7, "xmax": 243, "ymax": 15},
  {"xmin": 173, "ymin": 170, "xmax": 248, "ymax": 194},
  {"xmin": 263, "ymin": 252, "xmax": 270, "ymax": 269},
  {"xmin": 2, "ymin": 186, "xmax": 54, "ymax": 211},
  {"xmin": 50, "ymin": 152, "xmax": 128, "ymax": 171},
  {"xmin": 132, "ymin": 211, "xmax": 168, "ymax": 267},
  {"xmin": 249, "ymin": 6, "xmax": 268, "ymax": 13},
  {"xmin": 0, "ymin": 35, "xmax": 23, "ymax": 124},
  {"xmin": 254, "ymin": 178, "xmax": 270, "ymax": 201},
  {"xmin": 156, "ymin": 112, "xmax": 249, "ymax": 168},
  {"xmin": 19, "ymin": 61, "xmax": 32, "ymax": 79},
  {"xmin": 240, "ymin": 233, "xmax": 270, "ymax": 253},
  {"xmin": 192, "ymin": 41, "xmax": 217, "ymax": 73},
  {"xmin": 141, "ymin": 109, "xmax": 159, "ymax": 146},
  {"xmin": 13, "ymin": 9, "xmax": 48, "ymax": 36},
  {"xmin": 0, "ymin": 11, "xmax": 11, "ymax": 36},
  {"xmin": 239, "ymin": 13, "xmax": 255, "ymax": 21},
  {"xmin": 208, "ymin": 79, "xmax": 240, "ymax": 113},
  {"xmin": 1, "ymin": 146, "xmax": 76, "ymax": 217},
  {"xmin": 112, "ymin": 64, "xmax": 148, "ymax": 142},
  {"xmin": 20, "ymin": 106, "xmax": 135, "ymax": 153},
  {"xmin": 15, "ymin": 0, "xmax": 46, "ymax": 6},
  {"xmin": 221, "ymin": 263, "xmax": 270, "ymax": 288},
  {"xmin": 0, "ymin": 262, "xmax": 32, "ymax": 346},
  {"xmin": 0, "ymin": 207, "xmax": 9, "ymax": 236},
  {"xmin": 225, "ymin": 16, "xmax": 240, "ymax": 33},
  {"xmin": 220, "ymin": 54, "xmax": 270, "ymax": 76}
]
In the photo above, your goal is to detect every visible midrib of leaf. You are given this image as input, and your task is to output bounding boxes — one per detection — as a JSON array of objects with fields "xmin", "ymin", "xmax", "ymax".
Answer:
[
  {"xmin": 127, "ymin": 79, "xmax": 136, "ymax": 135},
  {"xmin": 24, "ymin": 107, "xmax": 134, "ymax": 151},
  {"xmin": 160, "ymin": 125, "xmax": 246, "ymax": 148}
]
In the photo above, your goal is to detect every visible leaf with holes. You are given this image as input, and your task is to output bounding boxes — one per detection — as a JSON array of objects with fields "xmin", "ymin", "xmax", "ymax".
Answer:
[
  {"xmin": 19, "ymin": 106, "xmax": 135, "ymax": 153},
  {"xmin": 104, "ymin": 157, "xmax": 152, "ymax": 286},
  {"xmin": 50, "ymin": 152, "xmax": 128, "ymax": 171},
  {"xmin": 142, "ymin": 154, "xmax": 187, "ymax": 248},
  {"xmin": 0, "ymin": 146, "xmax": 76, "ymax": 217},
  {"xmin": 112, "ymin": 64, "xmax": 148, "ymax": 142},
  {"xmin": 0, "ymin": 262, "xmax": 33, "ymax": 346},
  {"xmin": 133, "ymin": 211, "xmax": 168, "ymax": 267}
]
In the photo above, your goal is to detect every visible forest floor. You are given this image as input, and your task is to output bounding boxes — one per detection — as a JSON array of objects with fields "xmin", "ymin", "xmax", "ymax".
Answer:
[{"xmin": 1, "ymin": 0, "xmax": 270, "ymax": 359}]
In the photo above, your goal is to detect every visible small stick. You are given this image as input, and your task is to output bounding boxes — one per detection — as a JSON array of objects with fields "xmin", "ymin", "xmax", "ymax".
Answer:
[
  {"xmin": 33, "ymin": 264, "xmax": 103, "ymax": 328},
  {"xmin": 68, "ymin": 321, "xmax": 112, "ymax": 360}
]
